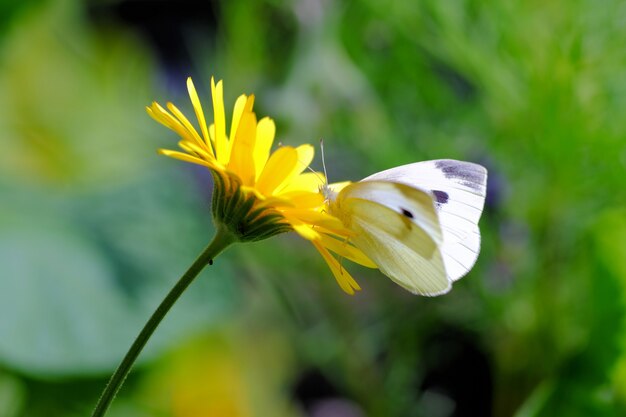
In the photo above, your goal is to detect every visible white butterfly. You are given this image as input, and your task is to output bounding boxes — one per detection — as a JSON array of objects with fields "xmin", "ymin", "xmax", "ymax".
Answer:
[{"xmin": 326, "ymin": 159, "xmax": 488, "ymax": 295}]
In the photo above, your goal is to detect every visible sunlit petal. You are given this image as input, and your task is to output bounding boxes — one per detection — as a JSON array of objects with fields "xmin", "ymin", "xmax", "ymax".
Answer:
[
  {"xmin": 280, "ymin": 172, "xmax": 325, "ymax": 194},
  {"xmin": 319, "ymin": 234, "xmax": 377, "ymax": 268},
  {"xmin": 211, "ymin": 78, "xmax": 229, "ymax": 165},
  {"xmin": 227, "ymin": 96, "xmax": 257, "ymax": 186},
  {"xmin": 256, "ymin": 146, "xmax": 298, "ymax": 195},
  {"xmin": 253, "ymin": 117, "xmax": 275, "ymax": 180},
  {"xmin": 312, "ymin": 242, "xmax": 361, "ymax": 295},
  {"xmin": 186, "ymin": 77, "xmax": 214, "ymax": 156}
]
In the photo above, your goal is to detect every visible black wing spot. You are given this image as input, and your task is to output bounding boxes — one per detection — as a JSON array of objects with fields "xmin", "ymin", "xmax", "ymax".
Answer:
[
  {"xmin": 435, "ymin": 160, "xmax": 486, "ymax": 191},
  {"xmin": 432, "ymin": 190, "xmax": 449, "ymax": 204},
  {"xmin": 400, "ymin": 208, "xmax": 414, "ymax": 219}
]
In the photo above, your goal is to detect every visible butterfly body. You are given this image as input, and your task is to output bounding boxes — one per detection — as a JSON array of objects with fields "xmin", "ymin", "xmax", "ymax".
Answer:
[{"xmin": 327, "ymin": 159, "xmax": 487, "ymax": 295}]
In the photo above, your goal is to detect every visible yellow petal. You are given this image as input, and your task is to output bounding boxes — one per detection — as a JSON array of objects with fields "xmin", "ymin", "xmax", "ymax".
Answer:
[
  {"xmin": 318, "ymin": 234, "xmax": 377, "ymax": 268},
  {"xmin": 312, "ymin": 241, "xmax": 361, "ymax": 295},
  {"xmin": 186, "ymin": 77, "xmax": 214, "ymax": 155},
  {"xmin": 279, "ymin": 211, "xmax": 322, "ymax": 240},
  {"xmin": 207, "ymin": 122, "xmax": 213, "ymax": 137},
  {"xmin": 256, "ymin": 146, "xmax": 298, "ymax": 195},
  {"xmin": 211, "ymin": 78, "xmax": 229, "ymax": 165},
  {"xmin": 291, "ymin": 221, "xmax": 322, "ymax": 241},
  {"xmin": 270, "ymin": 144, "xmax": 315, "ymax": 195},
  {"xmin": 177, "ymin": 140, "xmax": 197, "ymax": 154},
  {"xmin": 158, "ymin": 149, "xmax": 218, "ymax": 170},
  {"xmin": 276, "ymin": 191, "xmax": 324, "ymax": 208},
  {"xmin": 253, "ymin": 117, "xmax": 275, "ymax": 180},
  {"xmin": 229, "ymin": 94, "xmax": 249, "ymax": 147},
  {"xmin": 227, "ymin": 96, "xmax": 257, "ymax": 186},
  {"xmin": 281, "ymin": 208, "xmax": 346, "ymax": 231},
  {"xmin": 147, "ymin": 103, "xmax": 197, "ymax": 145},
  {"xmin": 293, "ymin": 144, "xmax": 315, "ymax": 176},
  {"xmin": 178, "ymin": 140, "xmax": 210, "ymax": 160},
  {"xmin": 280, "ymin": 172, "xmax": 325, "ymax": 194},
  {"xmin": 166, "ymin": 102, "xmax": 208, "ymax": 151},
  {"xmin": 239, "ymin": 185, "xmax": 267, "ymax": 201}
]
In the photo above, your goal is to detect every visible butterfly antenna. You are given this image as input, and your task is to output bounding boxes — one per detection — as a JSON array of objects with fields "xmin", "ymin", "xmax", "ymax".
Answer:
[
  {"xmin": 320, "ymin": 139, "xmax": 329, "ymax": 185},
  {"xmin": 304, "ymin": 164, "xmax": 326, "ymax": 187},
  {"xmin": 317, "ymin": 139, "xmax": 334, "ymax": 200},
  {"xmin": 299, "ymin": 140, "xmax": 332, "ymax": 200}
]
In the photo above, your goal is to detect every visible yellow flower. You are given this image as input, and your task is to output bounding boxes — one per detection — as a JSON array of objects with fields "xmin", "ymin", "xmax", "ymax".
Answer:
[{"xmin": 147, "ymin": 77, "xmax": 374, "ymax": 294}]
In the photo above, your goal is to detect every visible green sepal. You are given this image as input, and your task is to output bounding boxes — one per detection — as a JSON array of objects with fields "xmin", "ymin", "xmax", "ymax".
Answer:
[{"xmin": 211, "ymin": 171, "xmax": 292, "ymax": 242}]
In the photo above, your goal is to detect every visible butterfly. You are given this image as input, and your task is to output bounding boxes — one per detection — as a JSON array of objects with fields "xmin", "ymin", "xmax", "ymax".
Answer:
[{"xmin": 326, "ymin": 159, "xmax": 488, "ymax": 295}]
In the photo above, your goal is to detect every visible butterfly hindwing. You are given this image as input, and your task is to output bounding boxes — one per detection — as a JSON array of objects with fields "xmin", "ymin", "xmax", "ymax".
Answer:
[{"xmin": 334, "ymin": 181, "xmax": 450, "ymax": 295}]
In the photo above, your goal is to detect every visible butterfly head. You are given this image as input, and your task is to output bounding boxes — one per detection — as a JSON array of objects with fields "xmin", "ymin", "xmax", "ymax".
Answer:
[
  {"xmin": 320, "ymin": 181, "xmax": 338, "ymax": 203},
  {"xmin": 317, "ymin": 138, "xmax": 338, "ymax": 203}
]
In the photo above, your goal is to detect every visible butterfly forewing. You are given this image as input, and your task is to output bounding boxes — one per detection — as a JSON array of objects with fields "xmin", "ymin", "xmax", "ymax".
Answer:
[{"xmin": 362, "ymin": 159, "xmax": 487, "ymax": 281}]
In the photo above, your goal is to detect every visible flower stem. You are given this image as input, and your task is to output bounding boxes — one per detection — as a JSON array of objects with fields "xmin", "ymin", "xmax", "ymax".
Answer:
[{"xmin": 91, "ymin": 225, "xmax": 236, "ymax": 417}]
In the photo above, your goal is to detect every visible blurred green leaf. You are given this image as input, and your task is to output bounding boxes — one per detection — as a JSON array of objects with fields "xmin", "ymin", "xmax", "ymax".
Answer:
[
  {"xmin": 0, "ymin": 170, "xmax": 237, "ymax": 377},
  {"xmin": 0, "ymin": 0, "xmax": 154, "ymax": 190},
  {"xmin": 595, "ymin": 209, "xmax": 626, "ymax": 410},
  {"xmin": 0, "ymin": 210, "xmax": 138, "ymax": 374},
  {"xmin": 511, "ymin": 209, "xmax": 626, "ymax": 416},
  {"xmin": 0, "ymin": 1, "xmax": 238, "ymax": 378},
  {"xmin": 0, "ymin": 372, "xmax": 25, "ymax": 417}
]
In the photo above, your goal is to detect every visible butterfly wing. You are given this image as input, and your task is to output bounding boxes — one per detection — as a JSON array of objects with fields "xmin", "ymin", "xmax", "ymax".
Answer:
[
  {"xmin": 362, "ymin": 159, "xmax": 487, "ymax": 281},
  {"xmin": 334, "ymin": 181, "xmax": 450, "ymax": 295}
]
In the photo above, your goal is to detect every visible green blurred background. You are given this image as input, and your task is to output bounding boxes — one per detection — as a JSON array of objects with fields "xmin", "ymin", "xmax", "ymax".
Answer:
[{"xmin": 1, "ymin": 0, "xmax": 626, "ymax": 416}]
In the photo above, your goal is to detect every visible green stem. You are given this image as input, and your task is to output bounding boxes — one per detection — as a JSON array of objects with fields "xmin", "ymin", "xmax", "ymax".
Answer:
[{"xmin": 91, "ymin": 225, "xmax": 236, "ymax": 417}]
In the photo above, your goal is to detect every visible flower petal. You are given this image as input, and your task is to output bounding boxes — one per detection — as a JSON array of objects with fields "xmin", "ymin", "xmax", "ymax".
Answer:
[
  {"xmin": 158, "ymin": 149, "xmax": 218, "ymax": 170},
  {"xmin": 271, "ymin": 144, "xmax": 316, "ymax": 196},
  {"xmin": 312, "ymin": 241, "xmax": 361, "ymax": 295},
  {"xmin": 147, "ymin": 103, "xmax": 198, "ymax": 146},
  {"xmin": 211, "ymin": 78, "xmax": 229, "ymax": 165},
  {"xmin": 280, "ymin": 172, "xmax": 325, "ymax": 194},
  {"xmin": 177, "ymin": 140, "xmax": 217, "ymax": 164},
  {"xmin": 165, "ymin": 102, "xmax": 211, "ymax": 155},
  {"xmin": 294, "ymin": 145, "xmax": 315, "ymax": 176},
  {"xmin": 229, "ymin": 94, "xmax": 249, "ymax": 147},
  {"xmin": 289, "ymin": 219, "xmax": 322, "ymax": 241},
  {"xmin": 256, "ymin": 146, "xmax": 298, "ymax": 195},
  {"xmin": 281, "ymin": 208, "xmax": 346, "ymax": 231},
  {"xmin": 227, "ymin": 95, "xmax": 257, "ymax": 185},
  {"xmin": 276, "ymin": 191, "xmax": 324, "ymax": 208},
  {"xmin": 253, "ymin": 117, "xmax": 275, "ymax": 181},
  {"xmin": 318, "ymin": 234, "xmax": 377, "ymax": 268},
  {"xmin": 186, "ymin": 77, "xmax": 214, "ymax": 156}
]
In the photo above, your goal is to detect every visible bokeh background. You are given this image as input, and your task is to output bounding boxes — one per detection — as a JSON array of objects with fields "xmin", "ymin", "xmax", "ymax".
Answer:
[{"xmin": 1, "ymin": 0, "xmax": 626, "ymax": 416}]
